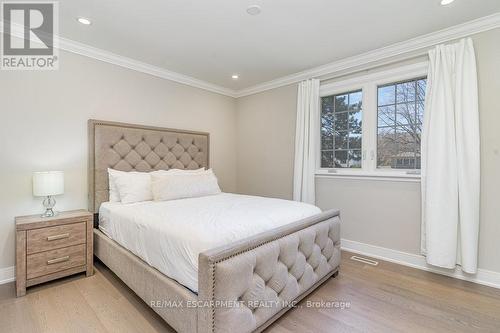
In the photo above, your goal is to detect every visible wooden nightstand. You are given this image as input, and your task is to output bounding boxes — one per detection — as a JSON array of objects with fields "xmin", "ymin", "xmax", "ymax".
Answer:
[{"xmin": 15, "ymin": 210, "xmax": 94, "ymax": 297}]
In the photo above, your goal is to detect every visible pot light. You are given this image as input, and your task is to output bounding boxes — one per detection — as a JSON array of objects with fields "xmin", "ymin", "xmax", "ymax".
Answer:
[
  {"xmin": 246, "ymin": 5, "xmax": 261, "ymax": 16},
  {"xmin": 231, "ymin": 74, "xmax": 239, "ymax": 80},
  {"xmin": 440, "ymin": 0, "xmax": 455, "ymax": 5},
  {"xmin": 77, "ymin": 17, "xmax": 92, "ymax": 25}
]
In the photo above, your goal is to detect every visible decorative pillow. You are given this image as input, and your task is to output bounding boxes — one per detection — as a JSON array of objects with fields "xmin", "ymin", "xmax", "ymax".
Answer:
[
  {"xmin": 112, "ymin": 170, "xmax": 153, "ymax": 204},
  {"xmin": 151, "ymin": 169, "xmax": 221, "ymax": 201}
]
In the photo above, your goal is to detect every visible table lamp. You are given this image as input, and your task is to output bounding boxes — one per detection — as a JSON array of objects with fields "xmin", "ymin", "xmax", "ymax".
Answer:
[{"xmin": 33, "ymin": 171, "xmax": 64, "ymax": 217}]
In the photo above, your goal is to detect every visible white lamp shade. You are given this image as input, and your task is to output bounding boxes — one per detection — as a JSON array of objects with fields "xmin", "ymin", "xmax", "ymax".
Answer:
[{"xmin": 33, "ymin": 171, "xmax": 64, "ymax": 197}]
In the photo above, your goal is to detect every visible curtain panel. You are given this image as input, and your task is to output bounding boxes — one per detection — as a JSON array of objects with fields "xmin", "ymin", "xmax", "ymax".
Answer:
[
  {"xmin": 421, "ymin": 38, "xmax": 480, "ymax": 274},
  {"xmin": 293, "ymin": 79, "xmax": 320, "ymax": 204}
]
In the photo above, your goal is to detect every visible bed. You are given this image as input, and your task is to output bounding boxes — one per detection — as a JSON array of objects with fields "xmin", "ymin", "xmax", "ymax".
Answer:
[{"xmin": 88, "ymin": 119, "xmax": 341, "ymax": 333}]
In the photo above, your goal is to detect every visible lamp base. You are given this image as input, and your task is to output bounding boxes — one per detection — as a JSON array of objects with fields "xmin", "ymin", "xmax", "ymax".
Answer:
[
  {"xmin": 41, "ymin": 196, "xmax": 58, "ymax": 218},
  {"xmin": 41, "ymin": 209, "xmax": 58, "ymax": 218}
]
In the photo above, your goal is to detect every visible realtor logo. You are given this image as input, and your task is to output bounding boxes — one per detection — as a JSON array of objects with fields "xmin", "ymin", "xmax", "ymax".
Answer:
[{"xmin": 1, "ymin": 1, "xmax": 59, "ymax": 70}]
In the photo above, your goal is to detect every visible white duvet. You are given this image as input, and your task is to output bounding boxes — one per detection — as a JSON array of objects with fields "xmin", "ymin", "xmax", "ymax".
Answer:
[{"xmin": 99, "ymin": 193, "xmax": 321, "ymax": 292}]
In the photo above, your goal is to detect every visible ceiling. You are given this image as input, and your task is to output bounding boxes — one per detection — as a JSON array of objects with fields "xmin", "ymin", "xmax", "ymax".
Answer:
[{"xmin": 51, "ymin": 1, "xmax": 500, "ymax": 90}]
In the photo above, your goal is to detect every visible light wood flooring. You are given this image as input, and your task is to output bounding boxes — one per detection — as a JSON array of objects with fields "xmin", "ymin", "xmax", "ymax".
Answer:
[{"xmin": 1, "ymin": 251, "xmax": 500, "ymax": 333}]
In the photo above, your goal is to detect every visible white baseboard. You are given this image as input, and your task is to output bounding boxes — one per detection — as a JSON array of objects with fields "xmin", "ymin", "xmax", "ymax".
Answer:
[
  {"xmin": 0, "ymin": 266, "xmax": 15, "ymax": 285},
  {"xmin": 341, "ymin": 239, "xmax": 500, "ymax": 289}
]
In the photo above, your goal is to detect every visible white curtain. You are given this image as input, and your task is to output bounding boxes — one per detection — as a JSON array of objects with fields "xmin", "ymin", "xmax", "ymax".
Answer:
[
  {"xmin": 421, "ymin": 38, "xmax": 480, "ymax": 274},
  {"xmin": 293, "ymin": 79, "xmax": 320, "ymax": 204}
]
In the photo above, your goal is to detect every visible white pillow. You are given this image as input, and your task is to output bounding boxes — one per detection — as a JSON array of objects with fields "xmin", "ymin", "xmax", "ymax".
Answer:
[
  {"xmin": 151, "ymin": 168, "xmax": 205, "ymax": 176},
  {"xmin": 107, "ymin": 168, "xmax": 123, "ymax": 202},
  {"xmin": 151, "ymin": 169, "xmax": 221, "ymax": 201},
  {"xmin": 112, "ymin": 170, "xmax": 153, "ymax": 204},
  {"xmin": 108, "ymin": 167, "xmax": 206, "ymax": 203}
]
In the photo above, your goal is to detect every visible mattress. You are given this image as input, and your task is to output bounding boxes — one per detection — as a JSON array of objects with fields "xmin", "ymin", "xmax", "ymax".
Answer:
[{"xmin": 99, "ymin": 193, "xmax": 321, "ymax": 292}]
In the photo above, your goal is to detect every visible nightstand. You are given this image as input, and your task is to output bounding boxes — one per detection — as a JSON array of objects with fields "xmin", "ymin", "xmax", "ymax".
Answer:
[{"xmin": 15, "ymin": 210, "xmax": 94, "ymax": 297}]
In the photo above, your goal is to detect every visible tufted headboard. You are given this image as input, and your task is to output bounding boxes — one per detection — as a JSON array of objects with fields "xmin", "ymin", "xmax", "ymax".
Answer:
[{"xmin": 88, "ymin": 119, "xmax": 209, "ymax": 214}]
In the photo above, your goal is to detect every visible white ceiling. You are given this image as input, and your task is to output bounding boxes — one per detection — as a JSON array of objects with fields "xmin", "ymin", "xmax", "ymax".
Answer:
[{"xmin": 54, "ymin": 1, "xmax": 500, "ymax": 90}]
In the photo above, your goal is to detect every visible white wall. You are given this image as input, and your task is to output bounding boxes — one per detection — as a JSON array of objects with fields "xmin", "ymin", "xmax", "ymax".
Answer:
[
  {"xmin": 0, "ymin": 47, "xmax": 237, "ymax": 270},
  {"xmin": 474, "ymin": 28, "xmax": 500, "ymax": 273},
  {"xmin": 235, "ymin": 28, "xmax": 500, "ymax": 274},
  {"xmin": 316, "ymin": 178, "xmax": 422, "ymax": 254},
  {"xmin": 236, "ymin": 84, "xmax": 297, "ymax": 199}
]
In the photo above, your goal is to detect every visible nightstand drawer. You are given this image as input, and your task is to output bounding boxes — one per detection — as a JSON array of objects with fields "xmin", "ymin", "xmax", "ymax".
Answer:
[
  {"xmin": 27, "ymin": 244, "xmax": 86, "ymax": 279},
  {"xmin": 27, "ymin": 222, "xmax": 86, "ymax": 254}
]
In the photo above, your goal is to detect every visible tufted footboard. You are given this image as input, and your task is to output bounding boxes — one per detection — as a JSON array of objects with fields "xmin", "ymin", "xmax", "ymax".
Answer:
[{"xmin": 197, "ymin": 210, "xmax": 341, "ymax": 333}]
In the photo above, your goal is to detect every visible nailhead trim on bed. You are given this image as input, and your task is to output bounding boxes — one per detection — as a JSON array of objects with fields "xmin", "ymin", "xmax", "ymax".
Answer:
[{"xmin": 207, "ymin": 217, "xmax": 341, "ymax": 333}]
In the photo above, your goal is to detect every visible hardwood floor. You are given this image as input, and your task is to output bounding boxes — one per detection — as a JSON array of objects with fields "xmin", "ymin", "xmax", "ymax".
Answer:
[{"xmin": 1, "ymin": 251, "xmax": 499, "ymax": 333}]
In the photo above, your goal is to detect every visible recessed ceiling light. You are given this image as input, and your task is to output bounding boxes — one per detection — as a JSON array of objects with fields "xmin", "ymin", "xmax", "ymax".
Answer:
[
  {"xmin": 440, "ymin": 0, "xmax": 455, "ymax": 5},
  {"xmin": 246, "ymin": 5, "xmax": 261, "ymax": 16},
  {"xmin": 231, "ymin": 74, "xmax": 239, "ymax": 80},
  {"xmin": 77, "ymin": 17, "xmax": 92, "ymax": 25}
]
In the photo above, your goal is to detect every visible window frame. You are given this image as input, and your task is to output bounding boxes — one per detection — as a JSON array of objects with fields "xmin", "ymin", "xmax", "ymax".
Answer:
[{"xmin": 316, "ymin": 62, "xmax": 428, "ymax": 182}]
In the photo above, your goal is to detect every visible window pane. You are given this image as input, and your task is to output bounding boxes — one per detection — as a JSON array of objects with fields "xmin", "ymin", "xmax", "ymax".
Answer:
[
  {"xmin": 321, "ymin": 111, "xmax": 334, "ymax": 130},
  {"xmin": 396, "ymin": 81, "xmax": 415, "ymax": 103},
  {"xmin": 394, "ymin": 126, "xmax": 418, "ymax": 169},
  {"xmin": 320, "ymin": 106, "xmax": 334, "ymax": 151},
  {"xmin": 334, "ymin": 150, "xmax": 348, "ymax": 168},
  {"xmin": 377, "ymin": 77, "xmax": 426, "ymax": 169},
  {"xmin": 348, "ymin": 150, "xmax": 362, "ymax": 168},
  {"xmin": 334, "ymin": 112, "xmax": 348, "ymax": 131},
  {"xmin": 349, "ymin": 91, "xmax": 362, "ymax": 111},
  {"xmin": 321, "ymin": 89, "xmax": 363, "ymax": 169},
  {"xmin": 416, "ymin": 100, "xmax": 424, "ymax": 125},
  {"xmin": 321, "ymin": 135, "xmax": 333, "ymax": 150},
  {"xmin": 417, "ymin": 79, "xmax": 426, "ymax": 101},
  {"xmin": 395, "ymin": 126, "xmax": 417, "ymax": 150},
  {"xmin": 321, "ymin": 151, "xmax": 334, "ymax": 168},
  {"xmin": 377, "ymin": 127, "xmax": 396, "ymax": 168},
  {"xmin": 335, "ymin": 95, "xmax": 348, "ymax": 112},
  {"xmin": 335, "ymin": 131, "xmax": 348, "ymax": 150},
  {"xmin": 378, "ymin": 106, "xmax": 395, "ymax": 127},
  {"xmin": 415, "ymin": 138, "xmax": 422, "ymax": 169},
  {"xmin": 322, "ymin": 96, "xmax": 334, "ymax": 113},
  {"xmin": 348, "ymin": 133, "xmax": 362, "ymax": 149},
  {"xmin": 396, "ymin": 103, "xmax": 415, "ymax": 126},
  {"xmin": 349, "ymin": 111, "xmax": 362, "ymax": 133},
  {"xmin": 378, "ymin": 85, "xmax": 395, "ymax": 106}
]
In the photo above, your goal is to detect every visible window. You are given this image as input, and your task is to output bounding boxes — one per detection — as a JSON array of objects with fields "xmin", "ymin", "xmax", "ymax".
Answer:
[
  {"xmin": 318, "ymin": 62, "xmax": 428, "ymax": 179},
  {"xmin": 320, "ymin": 90, "xmax": 362, "ymax": 168},
  {"xmin": 377, "ymin": 78, "xmax": 426, "ymax": 169}
]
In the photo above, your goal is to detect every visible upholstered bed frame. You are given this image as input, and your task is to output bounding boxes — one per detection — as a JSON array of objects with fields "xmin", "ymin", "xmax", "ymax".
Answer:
[{"xmin": 88, "ymin": 119, "xmax": 341, "ymax": 333}]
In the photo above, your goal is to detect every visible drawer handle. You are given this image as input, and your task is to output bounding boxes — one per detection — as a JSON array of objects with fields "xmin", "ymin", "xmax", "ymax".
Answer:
[
  {"xmin": 47, "ymin": 256, "xmax": 70, "ymax": 265},
  {"xmin": 47, "ymin": 233, "xmax": 70, "ymax": 241}
]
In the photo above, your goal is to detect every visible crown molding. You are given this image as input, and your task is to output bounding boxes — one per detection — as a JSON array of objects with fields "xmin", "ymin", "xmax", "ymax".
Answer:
[
  {"xmin": 59, "ymin": 37, "xmax": 238, "ymax": 97},
  {"xmin": 0, "ymin": 21, "xmax": 238, "ymax": 98},
  {"xmin": 235, "ymin": 12, "xmax": 500, "ymax": 98},
  {"xmin": 2, "ymin": 13, "xmax": 499, "ymax": 99}
]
